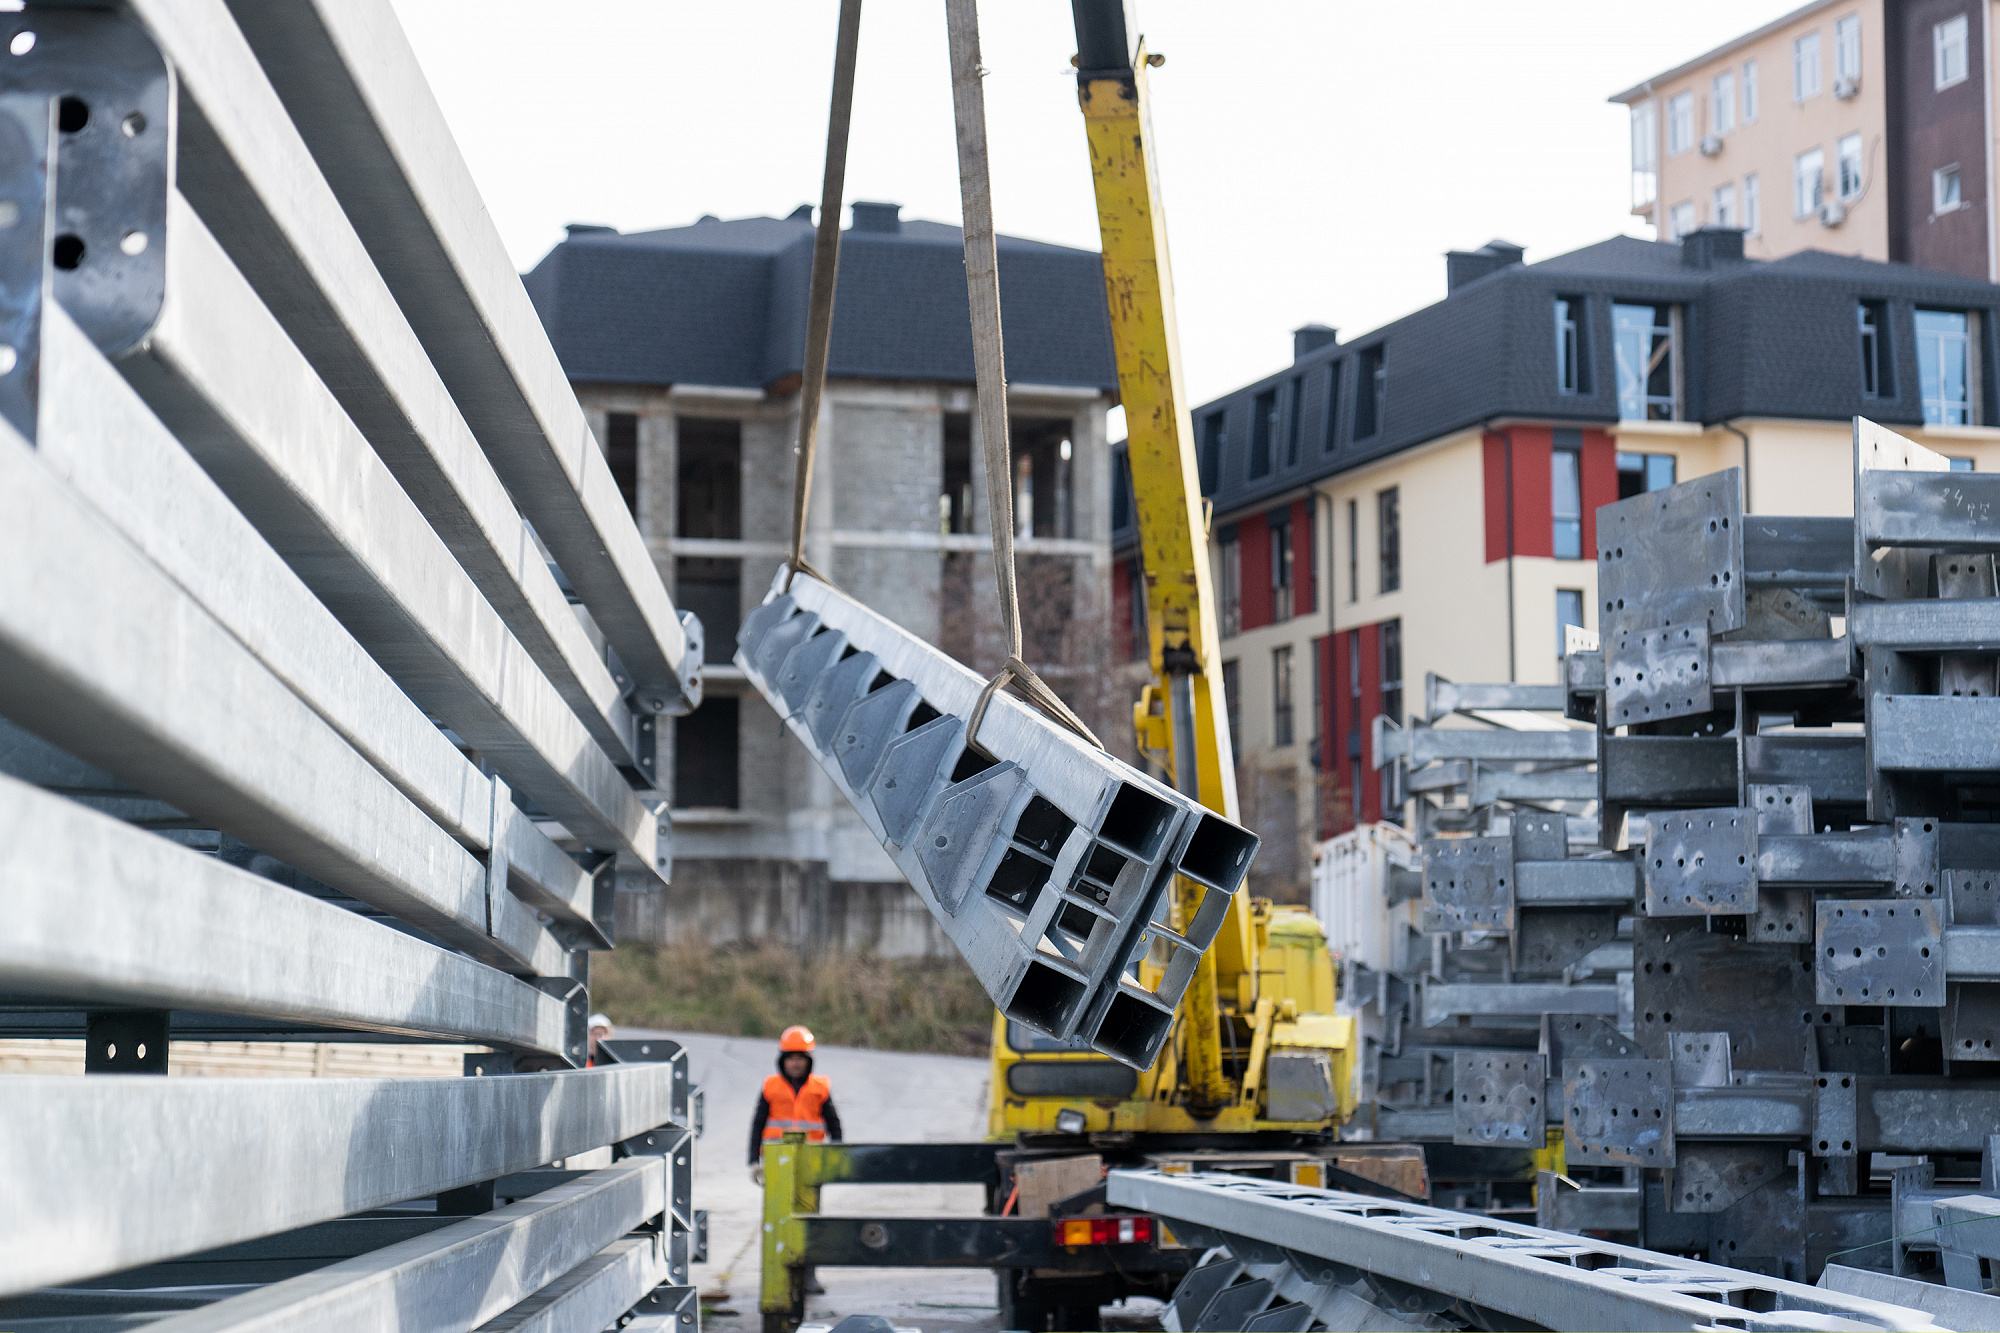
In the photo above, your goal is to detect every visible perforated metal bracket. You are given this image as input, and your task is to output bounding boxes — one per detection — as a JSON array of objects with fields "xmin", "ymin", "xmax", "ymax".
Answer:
[
  {"xmin": 1814, "ymin": 898, "xmax": 1944, "ymax": 1007},
  {"xmin": 1666, "ymin": 1030, "xmax": 1733, "ymax": 1088},
  {"xmin": 1563, "ymin": 1058, "xmax": 1675, "ymax": 1166},
  {"xmin": 1597, "ymin": 468, "xmax": 1746, "ymax": 637},
  {"xmin": 0, "ymin": 9, "xmax": 173, "ymax": 440},
  {"xmin": 1452, "ymin": 1051, "xmax": 1546, "ymax": 1147},
  {"xmin": 1606, "ymin": 622, "xmax": 1712, "ymax": 726},
  {"xmin": 1643, "ymin": 807, "xmax": 1758, "ymax": 917},
  {"xmin": 1893, "ymin": 817, "xmax": 1940, "ymax": 900},
  {"xmin": 1812, "ymin": 1071, "xmax": 1859, "ymax": 1158},
  {"xmin": 1421, "ymin": 837, "xmax": 1514, "ymax": 931}
]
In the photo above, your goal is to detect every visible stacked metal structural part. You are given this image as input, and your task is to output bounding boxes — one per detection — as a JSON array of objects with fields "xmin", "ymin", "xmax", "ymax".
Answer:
[
  {"xmin": 1351, "ymin": 419, "xmax": 2000, "ymax": 1292},
  {"xmin": 737, "ymin": 571, "xmax": 1260, "ymax": 1069},
  {"xmin": 1108, "ymin": 1168, "xmax": 1997, "ymax": 1332},
  {"xmin": 0, "ymin": 2, "xmax": 707, "ymax": 1327}
]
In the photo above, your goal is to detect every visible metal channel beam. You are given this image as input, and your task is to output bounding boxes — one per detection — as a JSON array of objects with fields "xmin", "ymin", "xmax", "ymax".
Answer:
[
  {"xmin": 142, "ymin": 1161, "xmax": 665, "ymax": 1332},
  {"xmin": 1710, "ymin": 638, "xmax": 1854, "ymax": 689},
  {"xmin": 0, "ymin": 1065, "xmax": 679, "ymax": 1295},
  {"xmin": 1851, "ymin": 598, "xmax": 2000, "ymax": 653},
  {"xmin": 1108, "ymin": 1170, "xmax": 1940, "ymax": 1332},
  {"xmin": 122, "ymin": 0, "xmax": 662, "ymax": 763},
  {"xmin": 112, "ymin": 192, "xmax": 659, "ymax": 878},
  {"xmin": 1743, "ymin": 515, "xmax": 1853, "ymax": 589},
  {"xmin": 213, "ymin": 0, "xmax": 693, "ymax": 707},
  {"xmin": 1423, "ymin": 983, "xmax": 1618, "ymax": 1026},
  {"xmin": 470, "ymin": 1236, "xmax": 669, "ymax": 1333},
  {"xmin": 1822, "ymin": 1263, "xmax": 2000, "ymax": 1331},
  {"xmin": 1425, "ymin": 676, "xmax": 1567, "ymax": 721},
  {"xmin": 36, "ymin": 301, "xmax": 596, "ymax": 937},
  {"xmin": 0, "ymin": 771, "xmax": 569, "ymax": 1052},
  {"xmin": 1383, "ymin": 725, "xmax": 1597, "ymax": 768},
  {"xmin": 1516, "ymin": 859, "xmax": 1638, "ymax": 905},
  {"xmin": 0, "ymin": 415, "xmax": 558, "ymax": 976}
]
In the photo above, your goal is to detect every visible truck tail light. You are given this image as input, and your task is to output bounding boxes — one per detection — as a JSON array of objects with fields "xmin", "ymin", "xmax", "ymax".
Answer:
[{"xmin": 1054, "ymin": 1215, "xmax": 1155, "ymax": 1246}]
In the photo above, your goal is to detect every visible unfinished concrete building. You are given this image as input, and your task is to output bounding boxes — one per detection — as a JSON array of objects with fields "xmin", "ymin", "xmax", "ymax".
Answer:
[{"xmin": 524, "ymin": 202, "xmax": 1118, "ymax": 955}]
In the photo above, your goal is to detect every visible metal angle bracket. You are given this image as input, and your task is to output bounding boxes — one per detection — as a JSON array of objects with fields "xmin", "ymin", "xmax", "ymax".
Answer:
[
  {"xmin": 1644, "ymin": 807, "xmax": 1758, "ymax": 916},
  {"xmin": 1451, "ymin": 1050, "xmax": 1546, "ymax": 1147},
  {"xmin": 1606, "ymin": 621, "xmax": 1713, "ymax": 725},
  {"xmin": 1420, "ymin": 836, "xmax": 1514, "ymax": 932},
  {"xmin": 1813, "ymin": 1071, "xmax": 1860, "ymax": 1158},
  {"xmin": 1563, "ymin": 1057, "xmax": 1675, "ymax": 1166},
  {"xmin": 1814, "ymin": 898, "xmax": 1944, "ymax": 1007}
]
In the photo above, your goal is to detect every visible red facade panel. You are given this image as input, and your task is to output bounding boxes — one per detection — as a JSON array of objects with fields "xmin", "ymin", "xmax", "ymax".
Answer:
[
  {"xmin": 1239, "ymin": 511, "xmax": 1273, "ymax": 630},
  {"xmin": 1579, "ymin": 429, "xmax": 1618, "ymax": 555},
  {"xmin": 1509, "ymin": 427, "xmax": 1554, "ymax": 559}
]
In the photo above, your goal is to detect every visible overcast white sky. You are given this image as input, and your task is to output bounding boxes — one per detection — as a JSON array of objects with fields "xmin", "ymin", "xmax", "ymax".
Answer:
[{"xmin": 389, "ymin": 1, "xmax": 1800, "ymax": 414}]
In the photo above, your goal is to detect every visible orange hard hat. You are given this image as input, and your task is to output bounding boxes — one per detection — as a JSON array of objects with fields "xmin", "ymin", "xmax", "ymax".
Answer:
[{"xmin": 779, "ymin": 1025, "xmax": 816, "ymax": 1053}]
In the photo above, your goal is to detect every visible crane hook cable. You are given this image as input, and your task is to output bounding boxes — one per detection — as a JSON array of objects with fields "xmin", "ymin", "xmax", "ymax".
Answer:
[
  {"xmin": 783, "ymin": 0, "xmax": 863, "ymax": 592},
  {"xmin": 946, "ymin": 0, "xmax": 1103, "ymax": 754}
]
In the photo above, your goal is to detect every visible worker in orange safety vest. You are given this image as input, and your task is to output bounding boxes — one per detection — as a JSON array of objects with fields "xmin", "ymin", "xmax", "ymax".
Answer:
[
  {"xmin": 750, "ymin": 1025, "xmax": 841, "ymax": 1295},
  {"xmin": 749, "ymin": 1024, "xmax": 842, "ymax": 1181}
]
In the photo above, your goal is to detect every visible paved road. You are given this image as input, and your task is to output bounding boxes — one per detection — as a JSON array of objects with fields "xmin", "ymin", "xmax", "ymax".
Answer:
[{"xmin": 616, "ymin": 1028, "xmax": 1008, "ymax": 1331}]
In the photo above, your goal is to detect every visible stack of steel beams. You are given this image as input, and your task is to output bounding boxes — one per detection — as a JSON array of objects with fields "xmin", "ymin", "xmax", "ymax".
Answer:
[{"xmin": 0, "ymin": 3, "xmax": 704, "ymax": 1326}]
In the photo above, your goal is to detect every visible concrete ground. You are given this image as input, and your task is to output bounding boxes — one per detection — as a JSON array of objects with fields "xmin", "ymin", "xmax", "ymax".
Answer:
[{"xmin": 617, "ymin": 1027, "xmax": 1012, "ymax": 1332}]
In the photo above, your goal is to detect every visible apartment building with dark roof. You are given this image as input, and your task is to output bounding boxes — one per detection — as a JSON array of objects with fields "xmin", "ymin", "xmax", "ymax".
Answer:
[
  {"xmin": 525, "ymin": 202, "xmax": 1119, "ymax": 954},
  {"xmin": 1111, "ymin": 228, "xmax": 2000, "ymax": 891}
]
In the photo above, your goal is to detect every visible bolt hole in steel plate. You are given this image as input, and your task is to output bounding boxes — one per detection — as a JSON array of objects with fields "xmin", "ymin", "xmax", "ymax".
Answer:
[{"xmin": 1813, "ymin": 899, "xmax": 1943, "ymax": 1007}]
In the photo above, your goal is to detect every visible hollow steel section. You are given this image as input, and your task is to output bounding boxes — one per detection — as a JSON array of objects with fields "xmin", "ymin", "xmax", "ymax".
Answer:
[
  {"xmin": 112, "ymin": 0, "xmax": 666, "ymax": 761},
  {"xmin": 187, "ymin": 0, "xmax": 692, "ymax": 709},
  {"xmin": 0, "ymin": 1066, "xmax": 680, "ymax": 1295},
  {"xmin": 0, "ymin": 771, "xmax": 568, "ymax": 1051},
  {"xmin": 1107, "ymin": 1170, "xmax": 1940, "ymax": 1332},
  {"xmin": 107, "ymin": 191, "xmax": 659, "ymax": 879},
  {"xmin": 35, "ymin": 302, "xmax": 599, "ymax": 939},
  {"xmin": 0, "ymin": 413, "xmax": 559, "ymax": 976},
  {"xmin": 468, "ymin": 1237, "xmax": 671, "ymax": 1333},
  {"xmin": 140, "ymin": 1162, "xmax": 666, "ymax": 1333}
]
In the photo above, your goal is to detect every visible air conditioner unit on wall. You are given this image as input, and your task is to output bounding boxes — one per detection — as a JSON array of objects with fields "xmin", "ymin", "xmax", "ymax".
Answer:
[
  {"xmin": 1699, "ymin": 134, "xmax": 1724, "ymax": 157},
  {"xmin": 1835, "ymin": 74, "xmax": 1861, "ymax": 100},
  {"xmin": 1820, "ymin": 199, "xmax": 1848, "ymax": 227}
]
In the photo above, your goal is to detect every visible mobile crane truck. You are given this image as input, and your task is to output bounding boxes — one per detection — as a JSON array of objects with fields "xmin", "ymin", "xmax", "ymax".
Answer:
[{"xmin": 755, "ymin": 6, "xmax": 1393, "ymax": 1328}]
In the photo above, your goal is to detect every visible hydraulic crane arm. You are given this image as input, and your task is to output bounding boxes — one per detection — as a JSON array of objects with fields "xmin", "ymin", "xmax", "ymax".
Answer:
[{"xmin": 1071, "ymin": 1, "xmax": 1251, "ymax": 1113}]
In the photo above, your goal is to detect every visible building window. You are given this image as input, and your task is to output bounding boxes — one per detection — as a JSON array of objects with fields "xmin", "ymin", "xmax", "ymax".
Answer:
[
  {"xmin": 1356, "ymin": 346, "xmax": 1386, "ymax": 439},
  {"xmin": 1712, "ymin": 182, "xmax": 1737, "ymax": 228},
  {"xmin": 1936, "ymin": 164, "xmax": 1963, "ymax": 214},
  {"xmin": 1668, "ymin": 201, "xmax": 1697, "ymax": 241},
  {"xmin": 1555, "ymin": 296, "xmax": 1583, "ymax": 394},
  {"xmin": 1552, "ymin": 446, "xmax": 1583, "ymax": 559},
  {"xmin": 1617, "ymin": 451, "xmax": 1677, "ymax": 499},
  {"xmin": 675, "ymin": 695, "xmax": 739, "ymax": 810},
  {"xmin": 1936, "ymin": 15, "xmax": 1969, "ymax": 90},
  {"xmin": 1858, "ymin": 301, "xmax": 1890, "ymax": 398},
  {"xmin": 1272, "ymin": 645, "xmax": 1295, "ymax": 748},
  {"xmin": 1952, "ymin": 457, "xmax": 1977, "ymax": 471},
  {"xmin": 1917, "ymin": 309, "xmax": 1974, "ymax": 426},
  {"xmin": 1612, "ymin": 303, "xmax": 1676, "ymax": 421},
  {"xmin": 677, "ymin": 416, "xmax": 743, "ymax": 666},
  {"xmin": 1347, "ymin": 633, "xmax": 1362, "ymax": 819},
  {"xmin": 1217, "ymin": 528, "xmax": 1242, "ymax": 638},
  {"xmin": 1630, "ymin": 100, "xmax": 1658, "ymax": 210},
  {"xmin": 1838, "ymin": 133, "xmax": 1864, "ymax": 199},
  {"xmin": 1377, "ymin": 487, "xmax": 1400, "ymax": 594},
  {"xmin": 1556, "ymin": 590, "xmax": 1586, "ymax": 661},
  {"xmin": 1666, "ymin": 91, "xmax": 1694, "ymax": 156},
  {"xmin": 1346, "ymin": 498, "xmax": 1358, "ymax": 604},
  {"xmin": 1795, "ymin": 30, "xmax": 1822, "ymax": 100},
  {"xmin": 1271, "ymin": 509, "xmax": 1294, "ymax": 621},
  {"xmin": 1745, "ymin": 172, "xmax": 1761, "ymax": 235},
  {"xmin": 1199, "ymin": 410, "xmax": 1225, "ymax": 495},
  {"xmin": 1379, "ymin": 618, "xmax": 1404, "ymax": 738},
  {"xmin": 1712, "ymin": 69, "xmax": 1736, "ymax": 134},
  {"xmin": 1835, "ymin": 14, "xmax": 1861, "ymax": 83},
  {"xmin": 943, "ymin": 412, "xmax": 974, "ymax": 534},
  {"xmin": 1744, "ymin": 59, "xmax": 1760, "ymax": 121},
  {"xmin": 1323, "ymin": 362, "xmax": 1342, "ymax": 453},
  {"xmin": 1222, "ymin": 658, "xmax": 1242, "ymax": 753},
  {"xmin": 1010, "ymin": 418, "xmax": 1074, "ymax": 539},
  {"xmin": 605, "ymin": 412, "xmax": 639, "ymax": 517},
  {"xmin": 1795, "ymin": 147, "xmax": 1825, "ymax": 217},
  {"xmin": 1285, "ymin": 376, "xmax": 1303, "ymax": 467},
  {"xmin": 1249, "ymin": 389, "xmax": 1276, "ymax": 478}
]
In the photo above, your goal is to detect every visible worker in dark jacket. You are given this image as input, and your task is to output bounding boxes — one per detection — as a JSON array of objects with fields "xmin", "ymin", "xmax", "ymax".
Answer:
[
  {"xmin": 750, "ymin": 1025, "xmax": 841, "ymax": 1295},
  {"xmin": 749, "ymin": 1024, "xmax": 842, "ymax": 1178}
]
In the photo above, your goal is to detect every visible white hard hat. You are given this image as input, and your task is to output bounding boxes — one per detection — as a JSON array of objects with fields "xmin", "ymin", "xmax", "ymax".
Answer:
[{"xmin": 588, "ymin": 1013, "xmax": 612, "ymax": 1030}]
